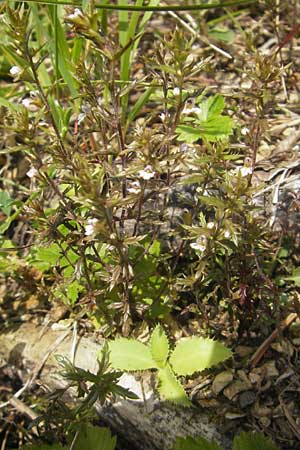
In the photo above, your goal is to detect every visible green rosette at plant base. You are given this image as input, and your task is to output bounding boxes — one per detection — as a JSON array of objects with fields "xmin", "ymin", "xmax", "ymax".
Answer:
[
  {"xmin": 157, "ymin": 364, "xmax": 192, "ymax": 407},
  {"xmin": 108, "ymin": 338, "xmax": 157, "ymax": 371},
  {"xmin": 169, "ymin": 337, "xmax": 232, "ymax": 376}
]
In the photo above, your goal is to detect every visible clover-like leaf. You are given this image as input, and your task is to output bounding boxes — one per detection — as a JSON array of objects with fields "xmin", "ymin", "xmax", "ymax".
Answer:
[
  {"xmin": 169, "ymin": 337, "xmax": 232, "ymax": 376},
  {"xmin": 157, "ymin": 364, "xmax": 192, "ymax": 407},
  {"xmin": 108, "ymin": 338, "xmax": 157, "ymax": 371},
  {"xmin": 149, "ymin": 324, "xmax": 169, "ymax": 368}
]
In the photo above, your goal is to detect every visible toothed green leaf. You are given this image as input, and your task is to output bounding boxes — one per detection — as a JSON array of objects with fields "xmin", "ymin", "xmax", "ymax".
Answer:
[
  {"xmin": 108, "ymin": 338, "xmax": 157, "ymax": 371},
  {"xmin": 173, "ymin": 435, "xmax": 223, "ymax": 450},
  {"xmin": 169, "ymin": 337, "xmax": 232, "ymax": 376},
  {"xmin": 157, "ymin": 364, "xmax": 192, "ymax": 407},
  {"xmin": 149, "ymin": 324, "xmax": 169, "ymax": 368},
  {"xmin": 233, "ymin": 432, "xmax": 279, "ymax": 450}
]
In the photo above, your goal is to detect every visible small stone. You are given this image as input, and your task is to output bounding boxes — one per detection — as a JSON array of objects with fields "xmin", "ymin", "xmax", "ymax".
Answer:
[
  {"xmin": 239, "ymin": 391, "xmax": 256, "ymax": 409},
  {"xmin": 260, "ymin": 360, "xmax": 279, "ymax": 378},
  {"xmin": 223, "ymin": 381, "xmax": 251, "ymax": 400},
  {"xmin": 249, "ymin": 371, "xmax": 261, "ymax": 385},
  {"xmin": 212, "ymin": 371, "xmax": 234, "ymax": 395}
]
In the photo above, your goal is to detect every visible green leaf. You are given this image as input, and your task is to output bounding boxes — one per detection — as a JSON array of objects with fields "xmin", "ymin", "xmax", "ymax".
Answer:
[
  {"xmin": 66, "ymin": 280, "xmax": 83, "ymax": 305},
  {"xmin": 173, "ymin": 435, "xmax": 223, "ymax": 450},
  {"xmin": 108, "ymin": 338, "xmax": 157, "ymax": 371},
  {"xmin": 73, "ymin": 424, "xmax": 116, "ymax": 450},
  {"xmin": 208, "ymin": 27, "xmax": 235, "ymax": 43},
  {"xmin": 206, "ymin": 94, "xmax": 225, "ymax": 118},
  {"xmin": 233, "ymin": 432, "xmax": 279, "ymax": 450},
  {"xmin": 176, "ymin": 125, "xmax": 202, "ymax": 143},
  {"xmin": 284, "ymin": 267, "xmax": 300, "ymax": 286},
  {"xmin": 149, "ymin": 324, "xmax": 169, "ymax": 368},
  {"xmin": 169, "ymin": 337, "xmax": 232, "ymax": 376},
  {"xmin": 0, "ymin": 191, "xmax": 13, "ymax": 216},
  {"xmin": 201, "ymin": 116, "xmax": 233, "ymax": 141},
  {"xmin": 157, "ymin": 364, "xmax": 191, "ymax": 407}
]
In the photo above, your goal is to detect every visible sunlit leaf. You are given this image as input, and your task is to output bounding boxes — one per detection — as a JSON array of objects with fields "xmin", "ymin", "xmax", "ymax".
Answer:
[
  {"xmin": 108, "ymin": 338, "xmax": 157, "ymax": 370},
  {"xmin": 169, "ymin": 337, "xmax": 232, "ymax": 376},
  {"xmin": 149, "ymin": 324, "xmax": 169, "ymax": 368},
  {"xmin": 157, "ymin": 364, "xmax": 191, "ymax": 407}
]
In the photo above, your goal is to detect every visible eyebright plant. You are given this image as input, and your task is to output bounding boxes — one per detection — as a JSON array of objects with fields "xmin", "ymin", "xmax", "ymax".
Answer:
[{"xmin": 107, "ymin": 324, "xmax": 232, "ymax": 406}]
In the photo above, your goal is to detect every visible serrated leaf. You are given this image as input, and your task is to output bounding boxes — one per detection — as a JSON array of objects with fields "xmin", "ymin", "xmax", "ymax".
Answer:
[
  {"xmin": 169, "ymin": 337, "xmax": 232, "ymax": 376},
  {"xmin": 157, "ymin": 364, "xmax": 191, "ymax": 407},
  {"xmin": 233, "ymin": 432, "xmax": 279, "ymax": 450},
  {"xmin": 206, "ymin": 94, "xmax": 225, "ymax": 118},
  {"xmin": 73, "ymin": 424, "xmax": 116, "ymax": 450},
  {"xmin": 108, "ymin": 338, "xmax": 157, "ymax": 371},
  {"xmin": 174, "ymin": 435, "xmax": 223, "ymax": 450},
  {"xmin": 149, "ymin": 324, "xmax": 169, "ymax": 368},
  {"xmin": 176, "ymin": 125, "xmax": 202, "ymax": 143}
]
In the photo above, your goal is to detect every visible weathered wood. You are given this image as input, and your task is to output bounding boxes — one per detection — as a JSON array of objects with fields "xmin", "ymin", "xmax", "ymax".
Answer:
[{"xmin": 0, "ymin": 323, "xmax": 230, "ymax": 450}]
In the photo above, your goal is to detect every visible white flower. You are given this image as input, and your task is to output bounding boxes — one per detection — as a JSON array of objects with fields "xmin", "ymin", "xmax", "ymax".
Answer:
[
  {"xmin": 190, "ymin": 235, "xmax": 207, "ymax": 252},
  {"xmin": 241, "ymin": 127, "xmax": 249, "ymax": 136},
  {"xmin": 182, "ymin": 105, "xmax": 202, "ymax": 115},
  {"xmin": 26, "ymin": 167, "xmax": 38, "ymax": 178},
  {"xmin": 22, "ymin": 98, "xmax": 32, "ymax": 108},
  {"xmin": 67, "ymin": 8, "xmax": 83, "ymax": 20},
  {"xmin": 207, "ymin": 222, "xmax": 215, "ymax": 229},
  {"xmin": 159, "ymin": 113, "xmax": 166, "ymax": 122},
  {"xmin": 138, "ymin": 165, "xmax": 155, "ymax": 180},
  {"xmin": 85, "ymin": 218, "xmax": 98, "ymax": 236},
  {"xmin": 10, "ymin": 66, "xmax": 22, "ymax": 77},
  {"xmin": 224, "ymin": 230, "xmax": 230, "ymax": 238},
  {"xmin": 127, "ymin": 181, "xmax": 140, "ymax": 194},
  {"xmin": 173, "ymin": 87, "xmax": 180, "ymax": 96},
  {"xmin": 239, "ymin": 166, "xmax": 253, "ymax": 177}
]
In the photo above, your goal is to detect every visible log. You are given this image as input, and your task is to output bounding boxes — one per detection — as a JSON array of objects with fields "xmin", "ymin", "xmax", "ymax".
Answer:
[{"xmin": 0, "ymin": 323, "xmax": 230, "ymax": 450}]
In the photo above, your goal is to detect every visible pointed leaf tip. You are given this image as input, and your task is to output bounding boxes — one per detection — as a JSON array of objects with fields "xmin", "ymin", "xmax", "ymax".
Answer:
[
  {"xmin": 157, "ymin": 364, "xmax": 192, "ymax": 407},
  {"xmin": 149, "ymin": 324, "xmax": 169, "ymax": 368}
]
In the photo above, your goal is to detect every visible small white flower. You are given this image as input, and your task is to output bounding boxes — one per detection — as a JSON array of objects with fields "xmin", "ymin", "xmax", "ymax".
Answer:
[
  {"xmin": 182, "ymin": 105, "xmax": 202, "ymax": 115},
  {"xmin": 85, "ymin": 218, "xmax": 98, "ymax": 236},
  {"xmin": 190, "ymin": 235, "xmax": 207, "ymax": 252},
  {"xmin": 67, "ymin": 8, "xmax": 83, "ymax": 20},
  {"xmin": 10, "ymin": 66, "xmax": 22, "ymax": 77},
  {"xmin": 241, "ymin": 127, "xmax": 249, "ymax": 136},
  {"xmin": 22, "ymin": 98, "xmax": 32, "ymax": 108},
  {"xmin": 26, "ymin": 167, "xmax": 38, "ymax": 178},
  {"xmin": 207, "ymin": 222, "xmax": 215, "ymax": 229},
  {"xmin": 239, "ymin": 166, "xmax": 253, "ymax": 177},
  {"xmin": 159, "ymin": 113, "xmax": 166, "ymax": 122},
  {"xmin": 138, "ymin": 165, "xmax": 155, "ymax": 180},
  {"xmin": 127, "ymin": 181, "xmax": 140, "ymax": 194},
  {"xmin": 173, "ymin": 87, "xmax": 180, "ymax": 96},
  {"xmin": 224, "ymin": 230, "xmax": 230, "ymax": 238},
  {"xmin": 30, "ymin": 90, "xmax": 39, "ymax": 98}
]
